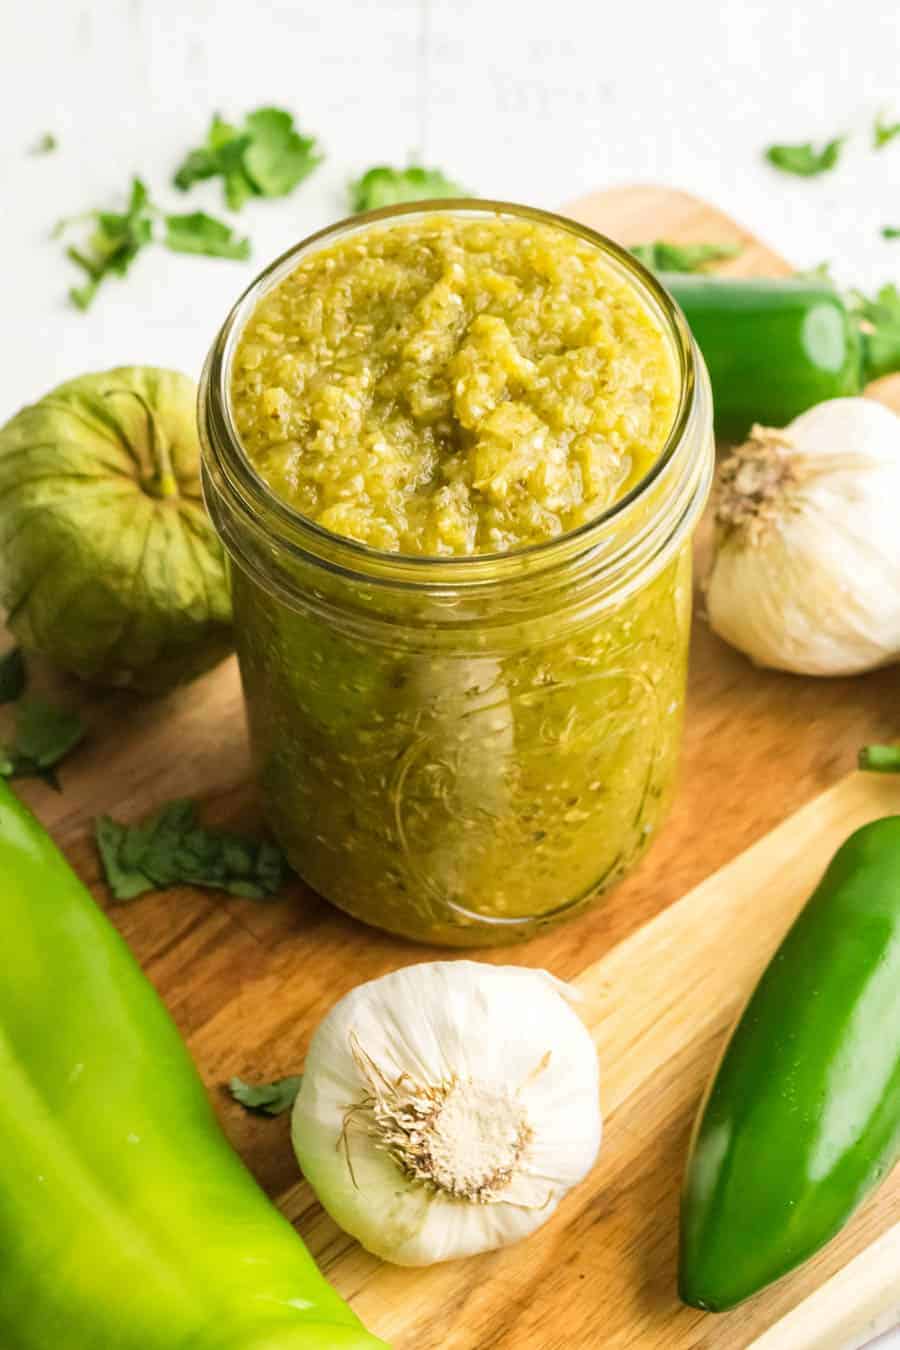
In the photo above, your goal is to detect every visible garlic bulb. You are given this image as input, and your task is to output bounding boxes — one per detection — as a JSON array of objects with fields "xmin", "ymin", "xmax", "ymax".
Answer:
[
  {"xmin": 706, "ymin": 398, "xmax": 900, "ymax": 676},
  {"xmin": 291, "ymin": 961, "xmax": 601, "ymax": 1266}
]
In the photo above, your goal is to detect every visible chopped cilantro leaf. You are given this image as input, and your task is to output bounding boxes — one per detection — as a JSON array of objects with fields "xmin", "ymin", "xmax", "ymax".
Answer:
[
  {"xmin": 882, "ymin": 226, "xmax": 900, "ymax": 240},
  {"xmin": 349, "ymin": 164, "xmax": 467, "ymax": 213},
  {"xmin": 0, "ymin": 698, "xmax": 85, "ymax": 790},
  {"xmin": 849, "ymin": 282, "xmax": 900, "ymax": 383},
  {"xmin": 849, "ymin": 281, "xmax": 900, "ymax": 326},
  {"xmin": 56, "ymin": 177, "xmax": 251, "ymax": 308},
  {"xmin": 12, "ymin": 698, "xmax": 84, "ymax": 768},
  {"xmin": 173, "ymin": 115, "xmax": 240, "ymax": 189},
  {"xmin": 228, "ymin": 1075, "xmax": 303, "ymax": 1116},
  {"xmin": 242, "ymin": 107, "xmax": 322, "ymax": 196},
  {"xmin": 95, "ymin": 798, "xmax": 288, "ymax": 901},
  {"xmin": 30, "ymin": 132, "xmax": 57, "ymax": 155},
  {"xmin": 56, "ymin": 176, "xmax": 155, "ymax": 309},
  {"xmin": 173, "ymin": 107, "xmax": 322, "ymax": 209},
  {"xmin": 164, "ymin": 212, "xmax": 251, "ymax": 259},
  {"xmin": 765, "ymin": 138, "xmax": 844, "ymax": 177},
  {"xmin": 189, "ymin": 114, "xmax": 257, "ymax": 210},
  {"xmin": 629, "ymin": 241, "xmax": 741, "ymax": 273},
  {"xmin": 874, "ymin": 112, "xmax": 900, "ymax": 149}
]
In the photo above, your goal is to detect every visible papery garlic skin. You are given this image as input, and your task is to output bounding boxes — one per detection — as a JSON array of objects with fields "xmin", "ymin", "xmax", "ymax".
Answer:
[
  {"xmin": 706, "ymin": 399, "xmax": 900, "ymax": 676},
  {"xmin": 291, "ymin": 961, "xmax": 601, "ymax": 1266}
]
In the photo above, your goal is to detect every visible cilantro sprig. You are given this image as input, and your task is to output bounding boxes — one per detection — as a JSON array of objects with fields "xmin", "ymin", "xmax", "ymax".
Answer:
[
  {"xmin": 629, "ymin": 241, "xmax": 741, "ymax": 273},
  {"xmin": 55, "ymin": 177, "xmax": 251, "ymax": 310},
  {"xmin": 848, "ymin": 282, "xmax": 900, "ymax": 382},
  {"xmin": 0, "ymin": 651, "xmax": 85, "ymax": 789},
  {"xmin": 164, "ymin": 212, "xmax": 251, "ymax": 259},
  {"xmin": 784, "ymin": 270, "xmax": 900, "ymax": 384},
  {"xmin": 349, "ymin": 164, "xmax": 466, "ymax": 213},
  {"xmin": 228, "ymin": 1075, "xmax": 303, "ymax": 1116},
  {"xmin": 174, "ymin": 107, "xmax": 322, "ymax": 210},
  {"xmin": 765, "ymin": 137, "xmax": 844, "ymax": 177},
  {"xmin": 95, "ymin": 798, "xmax": 288, "ymax": 902},
  {"xmin": 57, "ymin": 177, "xmax": 156, "ymax": 310},
  {"xmin": 0, "ymin": 698, "xmax": 85, "ymax": 790}
]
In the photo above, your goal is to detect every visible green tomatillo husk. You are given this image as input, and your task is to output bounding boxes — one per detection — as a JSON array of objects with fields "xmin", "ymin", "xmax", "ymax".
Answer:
[{"xmin": 0, "ymin": 367, "xmax": 232, "ymax": 693}]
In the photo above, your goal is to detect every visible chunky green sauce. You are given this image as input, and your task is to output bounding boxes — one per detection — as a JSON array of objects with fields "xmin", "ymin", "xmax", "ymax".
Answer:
[
  {"xmin": 226, "ymin": 210, "xmax": 694, "ymax": 944},
  {"xmin": 233, "ymin": 549, "xmax": 691, "ymax": 943},
  {"xmin": 231, "ymin": 215, "xmax": 677, "ymax": 554}
]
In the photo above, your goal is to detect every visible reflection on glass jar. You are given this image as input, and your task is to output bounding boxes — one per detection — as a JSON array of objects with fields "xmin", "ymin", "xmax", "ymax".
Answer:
[{"xmin": 201, "ymin": 202, "xmax": 714, "ymax": 945}]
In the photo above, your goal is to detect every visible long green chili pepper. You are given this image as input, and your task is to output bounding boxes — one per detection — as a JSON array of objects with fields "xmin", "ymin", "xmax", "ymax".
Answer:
[
  {"xmin": 0, "ymin": 780, "xmax": 387, "ymax": 1349},
  {"xmin": 680, "ymin": 816, "xmax": 900, "ymax": 1310},
  {"xmin": 663, "ymin": 274, "xmax": 900, "ymax": 440}
]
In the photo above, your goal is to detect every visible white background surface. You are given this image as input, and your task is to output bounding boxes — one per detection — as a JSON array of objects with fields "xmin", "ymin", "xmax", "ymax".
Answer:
[
  {"xmin": 2, "ymin": 0, "xmax": 900, "ymax": 425},
  {"xmin": 1, "ymin": 1, "xmax": 899, "ymax": 1344}
]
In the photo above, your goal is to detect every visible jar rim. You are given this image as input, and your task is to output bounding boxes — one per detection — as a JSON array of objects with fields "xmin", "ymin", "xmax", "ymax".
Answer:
[{"xmin": 200, "ymin": 198, "xmax": 698, "ymax": 589}]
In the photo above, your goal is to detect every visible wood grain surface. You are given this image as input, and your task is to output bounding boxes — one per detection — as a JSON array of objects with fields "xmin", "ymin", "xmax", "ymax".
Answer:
[
  {"xmin": 329, "ymin": 770, "xmax": 900, "ymax": 1349},
  {"xmin": 6, "ymin": 186, "xmax": 900, "ymax": 1348}
]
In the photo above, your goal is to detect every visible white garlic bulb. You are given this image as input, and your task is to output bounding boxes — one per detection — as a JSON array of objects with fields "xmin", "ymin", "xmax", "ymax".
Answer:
[
  {"xmin": 706, "ymin": 398, "xmax": 900, "ymax": 676},
  {"xmin": 291, "ymin": 961, "xmax": 601, "ymax": 1266}
]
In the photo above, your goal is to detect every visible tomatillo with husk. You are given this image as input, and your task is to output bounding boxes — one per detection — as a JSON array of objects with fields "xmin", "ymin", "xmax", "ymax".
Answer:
[{"xmin": 0, "ymin": 367, "xmax": 232, "ymax": 692}]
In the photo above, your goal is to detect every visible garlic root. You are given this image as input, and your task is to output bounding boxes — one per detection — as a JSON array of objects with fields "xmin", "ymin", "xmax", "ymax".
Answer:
[{"xmin": 291, "ymin": 961, "xmax": 601, "ymax": 1266}]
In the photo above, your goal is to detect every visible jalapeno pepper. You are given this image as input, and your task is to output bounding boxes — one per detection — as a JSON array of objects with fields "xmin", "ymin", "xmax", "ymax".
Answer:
[
  {"xmin": 679, "ymin": 816, "xmax": 900, "ymax": 1311},
  {"xmin": 663, "ymin": 275, "xmax": 900, "ymax": 440},
  {"xmin": 0, "ymin": 781, "xmax": 386, "ymax": 1350}
]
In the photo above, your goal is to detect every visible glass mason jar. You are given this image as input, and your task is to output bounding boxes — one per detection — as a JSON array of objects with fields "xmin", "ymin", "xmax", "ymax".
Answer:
[{"xmin": 200, "ymin": 202, "xmax": 714, "ymax": 946}]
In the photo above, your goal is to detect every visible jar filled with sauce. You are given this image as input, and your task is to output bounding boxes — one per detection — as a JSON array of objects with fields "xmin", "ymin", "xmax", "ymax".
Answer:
[{"xmin": 200, "ymin": 202, "xmax": 713, "ymax": 944}]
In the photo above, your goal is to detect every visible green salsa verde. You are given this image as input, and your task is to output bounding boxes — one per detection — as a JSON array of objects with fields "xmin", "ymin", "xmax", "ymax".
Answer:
[
  {"xmin": 231, "ymin": 215, "xmax": 678, "ymax": 553},
  {"xmin": 216, "ymin": 207, "xmax": 709, "ymax": 944}
]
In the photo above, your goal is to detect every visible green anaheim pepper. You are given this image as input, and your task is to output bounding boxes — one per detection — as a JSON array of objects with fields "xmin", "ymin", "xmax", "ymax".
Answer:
[
  {"xmin": 0, "ymin": 781, "xmax": 386, "ymax": 1350},
  {"xmin": 664, "ymin": 274, "xmax": 900, "ymax": 440},
  {"xmin": 680, "ymin": 817, "xmax": 900, "ymax": 1311}
]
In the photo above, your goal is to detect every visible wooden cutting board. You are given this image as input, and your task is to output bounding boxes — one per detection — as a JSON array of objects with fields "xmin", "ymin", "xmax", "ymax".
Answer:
[
  {"xmin": 320, "ymin": 770, "xmax": 900, "ymax": 1350},
  {"xmin": 8, "ymin": 186, "xmax": 900, "ymax": 1348}
]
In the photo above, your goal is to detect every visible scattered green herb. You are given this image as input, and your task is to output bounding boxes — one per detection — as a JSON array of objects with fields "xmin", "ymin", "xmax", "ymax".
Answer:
[
  {"xmin": 859, "ymin": 744, "xmax": 900, "ymax": 773},
  {"xmin": 793, "ymin": 261, "xmax": 836, "ymax": 285},
  {"xmin": 882, "ymin": 226, "xmax": 900, "ymax": 240},
  {"xmin": 850, "ymin": 281, "xmax": 900, "ymax": 323},
  {"xmin": 0, "ymin": 649, "xmax": 26, "ymax": 705},
  {"xmin": 0, "ymin": 698, "xmax": 85, "ymax": 789},
  {"xmin": 765, "ymin": 137, "xmax": 844, "ymax": 177},
  {"xmin": 790, "ymin": 266, "xmax": 900, "ymax": 348},
  {"xmin": 55, "ymin": 177, "xmax": 251, "ymax": 309},
  {"xmin": 629, "ymin": 241, "xmax": 742, "ymax": 273},
  {"xmin": 874, "ymin": 112, "xmax": 900, "ymax": 149},
  {"xmin": 847, "ymin": 283, "xmax": 900, "ymax": 384},
  {"xmin": 241, "ymin": 108, "xmax": 321, "ymax": 197},
  {"xmin": 57, "ymin": 176, "xmax": 156, "ymax": 310},
  {"xmin": 11, "ymin": 699, "xmax": 84, "ymax": 767},
  {"xmin": 164, "ymin": 212, "xmax": 251, "ymax": 259},
  {"xmin": 174, "ymin": 107, "xmax": 322, "ymax": 210},
  {"xmin": 173, "ymin": 113, "xmax": 254, "ymax": 207},
  {"xmin": 95, "ymin": 798, "xmax": 288, "ymax": 901},
  {"xmin": 30, "ymin": 132, "xmax": 57, "ymax": 155},
  {"xmin": 349, "ymin": 164, "xmax": 466, "ymax": 213},
  {"xmin": 228, "ymin": 1075, "xmax": 303, "ymax": 1116}
]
